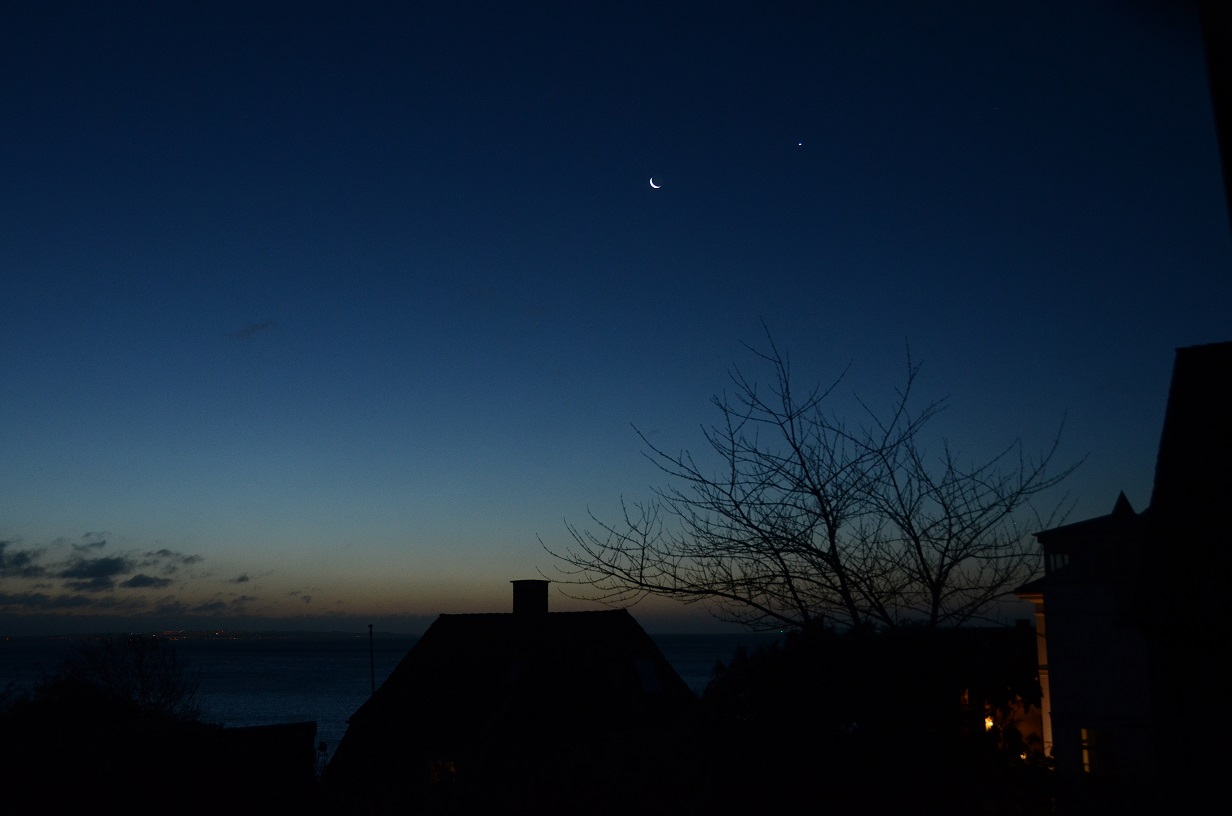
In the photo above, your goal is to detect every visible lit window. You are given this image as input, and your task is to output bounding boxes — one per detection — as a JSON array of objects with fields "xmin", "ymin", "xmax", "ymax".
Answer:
[{"xmin": 1080, "ymin": 728, "xmax": 1094, "ymax": 774}]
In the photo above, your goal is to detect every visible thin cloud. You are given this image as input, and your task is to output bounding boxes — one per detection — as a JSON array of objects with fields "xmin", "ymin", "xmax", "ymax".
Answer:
[
  {"xmin": 230, "ymin": 320, "xmax": 279, "ymax": 340},
  {"xmin": 1, "ymin": 535, "xmax": 256, "ymax": 623},
  {"xmin": 72, "ymin": 533, "xmax": 108, "ymax": 552},
  {"xmin": 142, "ymin": 548, "xmax": 204, "ymax": 564},
  {"xmin": 0, "ymin": 591, "xmax": 95, "ymax": 611},
  {"xmin": 121, "ymin": 574, "xmax": 174, "ymax": 589},
  {"xmin": 92, "ymin": 595, "xmax": 150, "ymax": 612},
  {"xmin": 152, "ymin": 597, "xmax": 192, "ymax": 616},
  {"xmin": 63, "ymin": 576, "xmax": 118, "ymax": 593},
  {"xmin": 60, "ymin": 555, "xmax": 134, "ymax": 580},
  {"xmin": 140, "ymin": 549, "xmax": 205, "ymax": 575},
  {"xmin": 0, "ymin": 540, "xmax": 46, "ymax": 579}
]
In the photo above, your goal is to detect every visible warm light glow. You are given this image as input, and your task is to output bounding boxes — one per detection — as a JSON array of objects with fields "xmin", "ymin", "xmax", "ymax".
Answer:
[
  {"xmin": 429, "ymin": 759, "xmax": 458, "ymax": 785},
  {"xmin": 984, "ymin": 716, "xmax": 994, "ymax": 732}
]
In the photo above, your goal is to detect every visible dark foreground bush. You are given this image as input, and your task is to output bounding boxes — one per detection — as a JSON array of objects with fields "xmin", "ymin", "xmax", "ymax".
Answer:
[{"xmin": 0, "ymin": 635, "xmax": 318, "ymax": 814}]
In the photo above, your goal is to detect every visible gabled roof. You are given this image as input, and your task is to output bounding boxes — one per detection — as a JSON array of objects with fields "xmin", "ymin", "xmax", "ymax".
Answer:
[
  {"xmin": 325, "ymin": 606, "xmax": 693, "ymax": 799},
  {"xmin": 349, "ymin": 609, "xmax": 690, "ymax": 738},
  {"xmin": 1025, "ymin": 342, "xmax": 1230, "ymax": 603},
  {"xmin": 1034, "ymin": 491, "xmax": 1143, "ymax": 544},
  {"xmin": 1025, "ymin": 492, "xmax": 1149, "ymax": 592}
]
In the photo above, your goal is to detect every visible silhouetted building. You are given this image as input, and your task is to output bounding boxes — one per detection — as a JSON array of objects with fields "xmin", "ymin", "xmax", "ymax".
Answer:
[
  {"xmin": 1017, "ymin": 341, "xmax": 1232, "ymax": 810},
  {"xmin": 323, "ymin": 580, "xmax": 693, "ymax": 813},
  {"xmin": 1016, "ymin": 493, "xmax": 1151, "ymax": 775}
]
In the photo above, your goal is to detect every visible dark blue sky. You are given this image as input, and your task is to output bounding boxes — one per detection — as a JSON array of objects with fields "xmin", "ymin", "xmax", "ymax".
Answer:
[{"xmin": 2, "ymin": 0, "xmax": 1228, "ymax": 634}]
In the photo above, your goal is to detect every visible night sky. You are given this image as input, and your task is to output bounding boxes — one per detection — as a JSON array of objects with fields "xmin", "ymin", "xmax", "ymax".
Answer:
[{"xmin": 2, "ymin": 1, "xmax": 1228, "ymax": 635}]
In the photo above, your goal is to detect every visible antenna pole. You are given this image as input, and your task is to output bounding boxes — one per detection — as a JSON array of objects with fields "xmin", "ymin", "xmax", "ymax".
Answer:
[{"xmin": 368, "ymin": 623, "xmax": 376, "ymax": 695}]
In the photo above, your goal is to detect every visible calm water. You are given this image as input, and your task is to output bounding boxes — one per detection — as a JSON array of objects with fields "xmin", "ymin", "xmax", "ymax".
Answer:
[{"xmin": 0, "ymin": 631, "xmax": 779, "ymax": 761}]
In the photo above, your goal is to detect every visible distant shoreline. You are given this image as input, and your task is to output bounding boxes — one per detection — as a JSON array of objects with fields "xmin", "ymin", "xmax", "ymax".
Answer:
[{"xmin": 2, "ymin": 629, "xmax": 783, "ymax": 643}]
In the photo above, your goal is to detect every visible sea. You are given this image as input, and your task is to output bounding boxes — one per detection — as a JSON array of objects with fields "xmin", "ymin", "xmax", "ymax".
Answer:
[{"xmin": 0, "ymin": 631, "xmax": 781, "ymax": 762}]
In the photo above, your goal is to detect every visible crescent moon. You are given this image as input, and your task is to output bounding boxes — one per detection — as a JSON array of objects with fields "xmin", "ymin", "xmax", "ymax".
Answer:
[{"xmin": 649, "ymin": 177, "xmax": 661, "ymax": 189}]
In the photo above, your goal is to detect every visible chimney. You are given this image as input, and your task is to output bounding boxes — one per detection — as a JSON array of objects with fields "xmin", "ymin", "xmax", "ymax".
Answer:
[{"xmin": 511, "ymin": 579, "xmax": 549, "ymax": 616}]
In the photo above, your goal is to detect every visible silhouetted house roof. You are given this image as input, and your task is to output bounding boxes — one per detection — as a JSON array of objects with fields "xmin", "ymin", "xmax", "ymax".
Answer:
[
  {"xmin": 1149, "ymin": 340, "xmax": 1232, "ymax": 520},
  {"xmin": 1034, "ymin": 491, "xmax": 1148, "ymax": 607},
  {"xmin": 1016, "ymin": 341, "xmax": 1232, "ymax": 810},
  {"xmin": 1037, "ymin": 490, "xmax": 1138, "ymax": 542},
  {"xmin": 323, "ymin": 581, "xmax": 693, "ymax": 813}
]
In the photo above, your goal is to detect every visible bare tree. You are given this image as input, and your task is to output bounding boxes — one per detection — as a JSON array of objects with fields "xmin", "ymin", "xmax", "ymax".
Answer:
[
  {"xmin": 53, "ymin": 634, "xmax": 202, "ymax": 721},
  {"xmin": 544, "ymin": 339, "xmax": 1076, "ymax": 629}
]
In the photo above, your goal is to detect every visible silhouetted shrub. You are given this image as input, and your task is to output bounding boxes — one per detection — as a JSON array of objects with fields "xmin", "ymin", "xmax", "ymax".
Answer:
[
  {"xmin": 37, "ymin": 634, "xmax": 201, "ymax": 721},
  {"xmin": 687, "ymin": 624, "xmax": 1053, "ymax": 815},
  {"xmin": 0, "ymin": 636, "xmax": 225, "ymax": 814}
]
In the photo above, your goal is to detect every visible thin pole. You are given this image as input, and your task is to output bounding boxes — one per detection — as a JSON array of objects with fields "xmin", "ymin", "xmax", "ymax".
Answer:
[{"xmin": 368, "ymin": 623, "xmax": 376, "ymax": 695}]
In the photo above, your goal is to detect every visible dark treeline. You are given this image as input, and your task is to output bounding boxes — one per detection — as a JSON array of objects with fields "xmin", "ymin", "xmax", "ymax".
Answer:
[
  {"xmin": 686, "ymin": 624, "xmax": 1050, "ymax": 815},
  {"xmin": 315, "ymin": 621, "xmax": 1050, "ymax": 815},
  {"xmin": 0, "ymin": 635, "xmax": 315, "ymax": 814},
  {"xmin": 2, "ymin": 627, "xmax": 1048, "ymax": 815}
]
